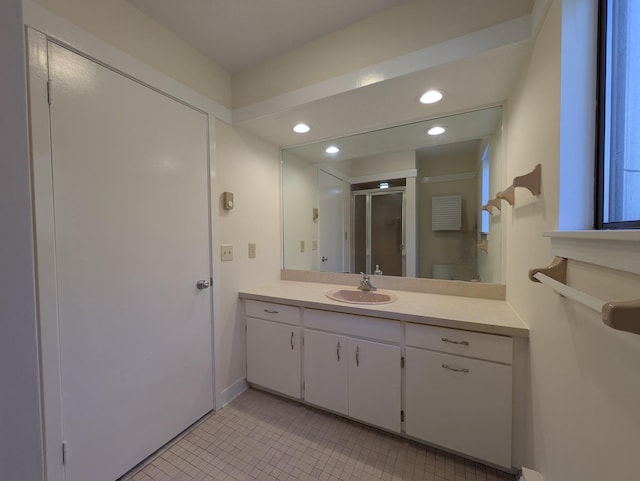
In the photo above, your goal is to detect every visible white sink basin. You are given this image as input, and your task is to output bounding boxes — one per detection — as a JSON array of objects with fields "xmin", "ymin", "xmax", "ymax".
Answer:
[{"xmin": 326, "ymin": 288, "xmax": 397, "ymax": 305}]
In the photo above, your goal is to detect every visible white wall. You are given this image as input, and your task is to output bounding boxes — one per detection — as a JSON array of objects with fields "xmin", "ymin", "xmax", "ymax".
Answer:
[
  {"xmin": 506, "ymin": 1, "xmax": 640, "ymax": 480},
  {"xmin": 282, "ymin": 156, "xmax": 319, "ymax": 271},
  {"xmin": 213, "ymin": 121, "xmax": 282, "ymax": 405},
  {"xmin": 31, "ymin": 0, "xmax": 231, "ymax": 108},
  {"xmin": 418, "ymin": 152, "xmax": 478, "ymax": 280},
  {"xmin": 0, "ymin": 1, "xmax": 44, "ymax": 480}
]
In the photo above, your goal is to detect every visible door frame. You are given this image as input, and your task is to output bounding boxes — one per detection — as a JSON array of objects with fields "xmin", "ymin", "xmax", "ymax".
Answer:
[{"xmin": 26, "ymin": 25, "xmax": 220, "ymax": 481}]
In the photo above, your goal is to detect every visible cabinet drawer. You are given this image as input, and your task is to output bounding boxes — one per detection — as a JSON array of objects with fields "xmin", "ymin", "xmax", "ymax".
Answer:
[
  {"xmin": 406, "ymin": 323, "xmax": 512, "ymax": 364},
  {"xmin": 304, "ymin": 308, "xmax": 403, "ymax": 343},
  {"xmin": 245, "ymin": 299, "xmax": 300, "ymax": 326}
]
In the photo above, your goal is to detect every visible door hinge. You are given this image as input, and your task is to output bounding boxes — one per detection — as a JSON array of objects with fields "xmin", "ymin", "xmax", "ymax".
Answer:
[
  {"xmin": 401, "ymin": 410, "xmax": 405, "ymax": 422},
  {"xmin": 47, "ymin": 80, "xmax": 52, "ymax": 105},
  {"xmin": 401, "ymin": 357, "xmax": 405, "ymax": 368},
  {"xmin": 62, "ymin": 441, "xmax": 68, "ymax": 465}
]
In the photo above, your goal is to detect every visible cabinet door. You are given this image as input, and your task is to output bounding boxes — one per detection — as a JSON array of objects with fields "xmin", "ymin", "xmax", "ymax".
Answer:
[
  {"xmin": 303, "ymin": 330, "xmax": 348, "ymax": 415},
  {"xmin": 348, "ymin": 339, "xmax": 401, "ymax": 433},
  {"xmin": 246, "ymin": 317, "xmax": 301, "ymax": 399},
  {"xmin": 405, "ymin": 347, "xmax": 512, "ymax": 467}
]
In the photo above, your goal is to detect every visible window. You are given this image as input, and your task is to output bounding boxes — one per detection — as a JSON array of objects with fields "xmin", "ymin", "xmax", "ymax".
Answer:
[
  {"xmin": 596, "ymin": 0, "xmax": 640, "ymax": 228},
  {"xmin": 480, "ymin": 145, "xmax": 490, "ymax": 234}
]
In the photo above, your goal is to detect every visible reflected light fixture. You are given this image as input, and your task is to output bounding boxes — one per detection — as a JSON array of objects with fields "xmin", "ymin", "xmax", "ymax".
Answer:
[
  {"xmin": 419, "ymin": 89, "xmax": 443, "ymax": 104},
  {"xmin": 379, "ymin": 182, "xmax": 389, "ymax": 189},
  {"xmin": 293, "ymin": 123, "xmax": 310, "ymax": 133},
  {"xmin": 427, "ymin": 126, "xmax": 446, "ymax": 136},
  {"xmin": 325, "ymin": 146, "xmax": 340, "ymax": 154}
]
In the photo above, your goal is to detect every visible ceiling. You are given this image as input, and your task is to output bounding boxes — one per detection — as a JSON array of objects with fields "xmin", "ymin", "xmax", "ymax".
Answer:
[
  {"xmin": 127, "ymin": 0, "xmax": 412, "ymax": 74},
  {"xmin": 125, "ymin": 0, "xmax": 539, "ymax": 148}
]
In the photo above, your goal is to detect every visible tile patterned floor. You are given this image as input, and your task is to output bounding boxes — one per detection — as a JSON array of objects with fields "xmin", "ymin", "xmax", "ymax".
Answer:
[{"xmin": 122, "ymin": 389, "xmax": 515, "ymax": 481}]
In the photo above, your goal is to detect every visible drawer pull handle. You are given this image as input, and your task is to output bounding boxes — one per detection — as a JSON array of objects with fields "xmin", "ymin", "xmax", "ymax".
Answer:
[
  {"xmin": 337, "ymin": 341, "xmax": 341, "ymax": 362},
  {"xmin": 356, "ymin": 346, "xmax": 360, "ymax": 367},
  {"xmin": 264, "ymin": 309, "xmax": 279, "ymax": 314},
  {"xmin": 441, "ymin": 337, "xmax": 470, "ymax": 346},
  {"xmin": 290, "ymin": 332, "xmax": 294, "ymax": 350},
  {"xmin": 442, "ymin": 364, "xmax": 469, "ymax": 373}
]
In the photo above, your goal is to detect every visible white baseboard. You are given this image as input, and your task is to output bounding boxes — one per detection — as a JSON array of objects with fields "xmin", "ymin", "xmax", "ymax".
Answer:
[
  {"xmin": 520, "ymin": 467, "xmax": 544, "ymax": 481},
  {"xmin": 217, "ymin": 377, "xmax": 248, "ymax": 409}
]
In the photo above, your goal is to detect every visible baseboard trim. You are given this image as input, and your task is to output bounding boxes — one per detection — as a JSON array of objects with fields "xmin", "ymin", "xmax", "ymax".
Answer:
[{"xmin": 217, "ymin": 377, "xmax": 248, "ymax": 409}]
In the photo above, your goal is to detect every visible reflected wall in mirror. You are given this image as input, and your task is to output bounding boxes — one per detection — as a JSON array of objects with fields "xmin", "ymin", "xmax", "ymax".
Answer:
[{"xmin": 282, "ymin": 106, "xmax": 503, "ymax": 283}]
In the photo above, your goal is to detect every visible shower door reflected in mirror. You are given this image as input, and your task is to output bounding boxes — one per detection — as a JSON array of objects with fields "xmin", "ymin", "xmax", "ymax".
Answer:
[{"xmin": 353, "ymin": 188, "xmax": 405, "ymax": 276}]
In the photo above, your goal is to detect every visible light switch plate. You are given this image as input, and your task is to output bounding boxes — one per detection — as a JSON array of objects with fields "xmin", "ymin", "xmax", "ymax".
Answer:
[
  {"xmin": 300, "ymin": 240, "xmax": 305, "ymax": 253},
  {"xmin": 221, "ymin": 244, "xmax": 233, "ymax": 261},
  {"xmin": 312, "ymin": 240, "xmax": 318, "ymax": 251},
  {"xmin": 248, "ymin": 243, "xmax": 256, "ymax": 259}
]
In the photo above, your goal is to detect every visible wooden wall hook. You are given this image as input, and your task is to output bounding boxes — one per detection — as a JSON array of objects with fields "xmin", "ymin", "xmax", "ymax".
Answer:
[{"xmin": 497, "ymin": 164, "xmax": 542, "ymax": 206}]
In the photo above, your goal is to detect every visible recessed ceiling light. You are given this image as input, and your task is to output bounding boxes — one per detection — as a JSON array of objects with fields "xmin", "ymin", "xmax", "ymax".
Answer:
[
  {"xmin": 379, "ymin": 182, "xmax": 389, "ymax": 189},
  {"xmin": 293, "ymin": 123, "xmax": 310, "ymax": 134},
  {"xmin": 427, "ymin": 126, "xmax": 446, "ymax": 136},
  {"xmin": 419, "ymin": 90, "xmax": 443, "ymax": 104},
  {"xmin": 325, "ymin": 146, "xmax": 340, "ymax": 154}
]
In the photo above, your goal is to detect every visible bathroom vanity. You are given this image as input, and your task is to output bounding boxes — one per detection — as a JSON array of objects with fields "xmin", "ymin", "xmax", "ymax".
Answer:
[{"xmin": 239, "ymin": 280, "xmax": 528, "ymax": 470}]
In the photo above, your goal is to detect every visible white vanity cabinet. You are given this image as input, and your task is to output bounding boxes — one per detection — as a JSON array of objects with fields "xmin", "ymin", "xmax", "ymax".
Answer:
[
  {"xmin": 303, "ymin": 309, "xmax": 402, "ymax": 433},
  {"xmin": 405, "ymin": 323, "xmax": 513, "ymax": 468},
  {"xmin": 242, "ymin": 287, "xmax": 526, "ymax": 470},
  {"xmin": 245, "ymin": 300, "xmax": 302, "ymax": 399}
]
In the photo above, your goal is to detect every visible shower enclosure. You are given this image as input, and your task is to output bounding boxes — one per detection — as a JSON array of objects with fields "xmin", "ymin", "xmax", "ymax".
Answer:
[{"xmin": 353, "ymin": 187, "xmax": 405, "ymax": 276}]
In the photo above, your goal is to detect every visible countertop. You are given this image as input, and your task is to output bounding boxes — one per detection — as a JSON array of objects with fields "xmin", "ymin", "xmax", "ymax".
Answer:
[{"xmin": 239, "ymin": 280, "xmax": 529, "ymax": 337}]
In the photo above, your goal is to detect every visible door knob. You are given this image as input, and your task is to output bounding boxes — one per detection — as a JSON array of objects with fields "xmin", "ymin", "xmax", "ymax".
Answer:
[
  {"xmin": 321, "ymin": 256, "xmax": 328, "ymax": 262},
  {"xmin": 196, "ymin": 279, "xmax": 210, "ymax": 290}
]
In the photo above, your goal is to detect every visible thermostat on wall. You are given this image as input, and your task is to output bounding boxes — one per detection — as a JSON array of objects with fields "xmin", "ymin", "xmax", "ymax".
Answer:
[{"xmin": 223, "ymin": 192, "xmax": 234, "ymax": 210}]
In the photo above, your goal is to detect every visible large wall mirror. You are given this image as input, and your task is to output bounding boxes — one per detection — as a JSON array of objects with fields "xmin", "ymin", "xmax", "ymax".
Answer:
[{"xmin": 282, "ymin": 106, "xmax": 504, "ymax": 284}]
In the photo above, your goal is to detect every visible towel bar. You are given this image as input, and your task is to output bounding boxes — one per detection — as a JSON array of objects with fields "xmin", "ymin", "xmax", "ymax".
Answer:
[{"xmin": 529, "ymin": 257, "xmax": 640, "ymax": 336}]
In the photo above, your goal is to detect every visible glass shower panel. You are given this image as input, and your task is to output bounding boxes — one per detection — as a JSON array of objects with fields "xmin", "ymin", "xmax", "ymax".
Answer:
[{"xmin": 371, "ymin": 192, "xmax": 404, "ymax": 276}]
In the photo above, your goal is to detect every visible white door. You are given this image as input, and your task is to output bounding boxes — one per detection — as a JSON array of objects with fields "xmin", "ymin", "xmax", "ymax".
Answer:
[
  {"xmin": 48, "ymin": 44, "xmax": 214, "ymax": 481},
  {"xmin": 348, "ymin": 339, "xmax": 401, "ymax": 433},
  {"xmin": 303, "ymin": 330, "xmax": 348, "ymax": 415},
  {"xmin": 246, "ymin": 317, "xmax": 302, "ymax": 398},
  {"xmin": 318, "ymin": 170, "xmax": 346, "ymax": 272}
]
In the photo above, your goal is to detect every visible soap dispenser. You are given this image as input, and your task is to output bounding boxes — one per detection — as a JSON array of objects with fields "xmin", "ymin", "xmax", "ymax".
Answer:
[{"xmin": 374, "ymin": 264, "xmax": 382, "ymax": 275}]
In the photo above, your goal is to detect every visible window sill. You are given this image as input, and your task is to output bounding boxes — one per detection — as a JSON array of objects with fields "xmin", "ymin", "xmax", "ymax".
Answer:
[{"xmin": 544, "ymin": 230, "xmax": 640, "ymax": 276}]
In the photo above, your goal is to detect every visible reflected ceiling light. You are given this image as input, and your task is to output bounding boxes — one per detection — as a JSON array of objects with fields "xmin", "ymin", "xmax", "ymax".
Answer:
[
  {"xmin": 293, "ymin": 123, "xmax": 310, "ymax": 133},
  {"xmin": 419, "ymin": 89, "xmax": 443, "ymax": 104},
  {"xmin": 427, "ymin": 126, "xmax": 446, "ymax": 136},
  {"xmin": 379, "ymin": 182, "xmax": 389, "ymax": 189},
  {"xmin": 325, "ymin": 146, "xmax": 340, "ymax": 154}
]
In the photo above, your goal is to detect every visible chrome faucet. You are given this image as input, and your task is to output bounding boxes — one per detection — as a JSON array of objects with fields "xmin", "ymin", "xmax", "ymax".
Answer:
[{"xmin": 358, "ymin": 272, "xmax": 377, "ymax": 291}]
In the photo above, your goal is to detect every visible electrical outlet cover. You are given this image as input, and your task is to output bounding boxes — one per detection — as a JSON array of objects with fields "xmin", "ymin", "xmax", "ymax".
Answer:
[{"xmin": 221, "ymin": 244, "xmax": 233, "ymax": 261}]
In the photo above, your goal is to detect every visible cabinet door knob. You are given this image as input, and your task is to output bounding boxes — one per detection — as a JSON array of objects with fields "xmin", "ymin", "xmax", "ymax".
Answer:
[
  {"xmin": 355, "ymin": 345, "xmax": 360, "ymax": 367},
  {"xmin": 290, "ymin": 331, "xmax": 294, "ymax": 350},
  {"xmin": 336, "ymin": 341, "xmax": 341, "ymax": 362},
  {"xmin": 264, "ymin": 309, "xmax": 278, "ymax": 314}
]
